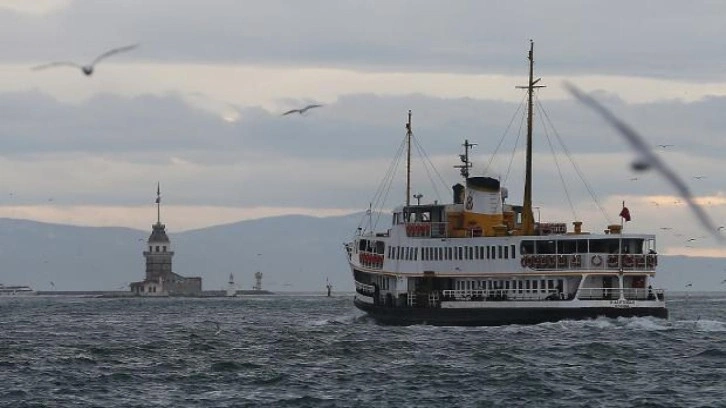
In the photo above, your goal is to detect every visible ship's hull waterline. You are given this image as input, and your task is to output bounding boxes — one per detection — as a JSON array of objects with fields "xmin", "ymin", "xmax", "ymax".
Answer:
[{"xmin": 354, "ymin": 297, "xmax": 668, "ymax": 326}]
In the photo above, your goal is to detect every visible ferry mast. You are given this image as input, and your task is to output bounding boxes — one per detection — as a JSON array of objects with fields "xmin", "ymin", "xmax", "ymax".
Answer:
[
  {"xmin": 405, "ymin": 110, "xmax": 412, "ymax": 207},
  {"xmin": 517, "ymin": 40, "xmax": 545, "ymax": 235}
]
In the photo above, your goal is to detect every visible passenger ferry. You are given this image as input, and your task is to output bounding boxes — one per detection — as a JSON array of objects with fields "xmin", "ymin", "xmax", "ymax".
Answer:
[
  {"xmin": 0, "ymin": 284, "xmax": 36, "ymax": 296},
  {"xmin": 345, "ymin": 42, "xmax": 667, "ymax": 326}
]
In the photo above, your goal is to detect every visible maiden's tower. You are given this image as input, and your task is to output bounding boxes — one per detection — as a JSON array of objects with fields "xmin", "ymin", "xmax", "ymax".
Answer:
[{"xmin": 130, "ymin": 184, "xmax": 202, "ymax": 296}]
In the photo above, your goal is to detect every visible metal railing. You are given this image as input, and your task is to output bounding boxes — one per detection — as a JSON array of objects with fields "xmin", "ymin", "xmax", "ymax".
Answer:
[
  {"xmin": 358, "ymin": 251, "xmax": 384, "ymax": 269},
  {"xmin": 577, "ymin": 287, "xmax": 664, "ymax": 301},
  {"xmin": 355, "ymin": 281, "xmax": 375, "ymax": 296},
  {"xmin": 441, "ymin": 289, "xmax": 563, "ymax": 302},
  {"xmin": 405, "ymin": 222, "xmax": 448, "ymax": 238},
  {"xmin": 520, "ymin": 253, "xmax": 657, "ymax": 271}
]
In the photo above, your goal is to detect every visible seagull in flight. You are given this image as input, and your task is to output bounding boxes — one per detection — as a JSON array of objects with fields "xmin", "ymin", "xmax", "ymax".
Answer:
[
  {"xmin": 693, "ymin": 176, "xmax": 707, "ymax": 180},
  {"xmin": 32, "ymin": 44, "xmax": 139, "ymax": 76},
  {"xmin": 656, "ymin": 144, "xmax": 674, "ymax": 149},
  {"xmin": 564, "ymin": 83, "xmax": 724, "ymax": 243},
  {"xmin": 685, "ymin": 282, "xmax": 693, "ymax": 287},
  {"xmin": 281, "ymin": 104, "xmax": 323, "ymax": 116}
]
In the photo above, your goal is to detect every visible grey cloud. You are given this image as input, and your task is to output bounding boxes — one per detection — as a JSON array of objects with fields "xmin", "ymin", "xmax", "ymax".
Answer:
[
  {"xmin": 0, "ymin": 88, "xmax": 724, "ymax": 212},
  {"xmin": 2, "ymin": 1, "xmax": 726, "ymax": 80}
]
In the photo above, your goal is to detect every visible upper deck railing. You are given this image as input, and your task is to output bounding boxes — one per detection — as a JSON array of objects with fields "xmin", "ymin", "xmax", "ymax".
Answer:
[
  {"xmin": 520, "ymin": 253, "xmax": 657, "ymax": 271},
  {"xmin": 405, "ymin": 222, "xmax": 447, "ymax": 238}
]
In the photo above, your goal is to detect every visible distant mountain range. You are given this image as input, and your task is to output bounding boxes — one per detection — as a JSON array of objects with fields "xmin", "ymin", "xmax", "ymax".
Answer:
[{"xmin": 0, "ymin": 215, "xmax": 724, "ymax": 292}]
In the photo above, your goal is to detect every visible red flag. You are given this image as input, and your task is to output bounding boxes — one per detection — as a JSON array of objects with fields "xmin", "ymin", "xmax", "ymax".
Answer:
[{"xmin": 619, "ymin": 206, "xmax": 631, "ymax": 222}]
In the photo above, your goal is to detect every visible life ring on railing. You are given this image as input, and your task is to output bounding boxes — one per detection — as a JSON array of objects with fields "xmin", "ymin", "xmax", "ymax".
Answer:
[
  {"xmin": 623, "ymin": 255, "xmax": 634, "ymax": 267},
  {"xmin": 591, "ymin": 255, "xmax": 603, "ymax": 266},
  {"xmin": 547, "ymin": 255, "xmax": 556, "ymax": 268},
  {"xmin": 607, "ymin": 255, "xmax": 618, "ymax": 268},
  {"xmin": 646, "ymin": 254, "xmax": 658, "ymax": 267},
  {"xmin": 521, "ymin": 257, "xmax": 528, "ymax": 267}
]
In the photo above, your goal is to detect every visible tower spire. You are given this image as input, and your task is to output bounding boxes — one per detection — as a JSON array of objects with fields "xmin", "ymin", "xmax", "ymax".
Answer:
[{"xmin": 155, "ymin": 182, "xmax": 161, "ymax": 225}]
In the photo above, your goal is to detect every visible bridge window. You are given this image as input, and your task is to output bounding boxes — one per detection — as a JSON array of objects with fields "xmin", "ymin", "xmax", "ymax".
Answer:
[
  {"xmin": 511, "ymin": 245, "xmax": 516, "ymax": 259},
  {"xmin": 536, "ymin": 240, "xmax": 556, "ymax": 254},
  {"xmin": 504, "ymin": 246, "xmax": 509, "ymax": 259}
]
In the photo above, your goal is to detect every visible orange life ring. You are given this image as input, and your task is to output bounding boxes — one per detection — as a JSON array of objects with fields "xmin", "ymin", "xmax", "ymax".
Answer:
[
  {"xmin": 607, "ymin": 255, "xmax": 618, "ymax": 268},
  {"xmin": 623, "ymin": 255, "xmax": 634, "ymax": 267},
  {"xmin": 547, "ymin": 255, "xmax": 556, "ymax": 268},
  {"xmin": 591, "ymin": 255, "xmax": 603, "ymax": 266},
  {"xmin": 646, "ymin": 254, "xmax": 658, "ymax": 267}
]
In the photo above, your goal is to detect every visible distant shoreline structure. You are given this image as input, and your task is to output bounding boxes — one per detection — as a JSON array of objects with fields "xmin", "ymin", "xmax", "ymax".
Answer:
[{"xmin": 33, "ymin": 290, "xmax": 274, "ymax": 298}]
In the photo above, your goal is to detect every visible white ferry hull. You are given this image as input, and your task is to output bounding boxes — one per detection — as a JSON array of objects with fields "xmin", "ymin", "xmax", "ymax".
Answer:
[{"xmin": 354, "ymin": 296, "xmax": 668, "ymax": 326}]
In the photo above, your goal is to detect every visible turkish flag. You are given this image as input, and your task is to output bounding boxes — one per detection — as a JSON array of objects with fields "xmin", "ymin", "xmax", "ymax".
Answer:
[{"xmin": 619, "ymin": 207, "xmax": 631, "ymax": 222}]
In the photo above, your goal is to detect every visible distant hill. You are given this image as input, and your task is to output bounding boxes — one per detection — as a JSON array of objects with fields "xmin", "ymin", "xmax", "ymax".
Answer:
[{"xmin": 0, "ymin": 215, "xmax": 724, "ymax": 292}]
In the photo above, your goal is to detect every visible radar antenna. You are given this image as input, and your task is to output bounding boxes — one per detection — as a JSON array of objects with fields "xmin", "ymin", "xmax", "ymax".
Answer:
[{"xmin": 454, "ymin": 139, "xmax": 477, "ymax": 179}]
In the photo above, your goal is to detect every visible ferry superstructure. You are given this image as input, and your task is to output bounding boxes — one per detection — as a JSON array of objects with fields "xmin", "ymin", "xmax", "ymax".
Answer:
[{"xmin": 345, "ymin": 42, "xmax": 667, "ymax": 326}]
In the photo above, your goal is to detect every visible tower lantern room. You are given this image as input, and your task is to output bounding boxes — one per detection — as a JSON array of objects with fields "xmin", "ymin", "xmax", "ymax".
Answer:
[{"xmin": 143, "ymin": 183, "xmax": 174, "ymax": 280}]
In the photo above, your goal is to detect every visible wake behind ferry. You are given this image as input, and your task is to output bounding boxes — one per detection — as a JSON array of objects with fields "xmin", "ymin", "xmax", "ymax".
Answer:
[{"xmin": 345, "ymin": 42, "xmax": 667, "ymax": 326}]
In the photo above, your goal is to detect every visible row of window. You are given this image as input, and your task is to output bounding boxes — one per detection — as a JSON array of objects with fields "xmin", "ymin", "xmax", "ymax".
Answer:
[
  {"xmin": 455, "ymin": 278, "xmax": 564, "ymax": 293},
  {"xmin": 149, "ymin": 245, "xmax": 168, "ymax": 253},
  {"xmin": 388, "ymin": 244, "xmax": 518, "ymax": 261}
]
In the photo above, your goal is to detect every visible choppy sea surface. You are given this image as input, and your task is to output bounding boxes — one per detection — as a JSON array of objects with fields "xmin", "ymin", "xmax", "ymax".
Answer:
[{"xmin": 1, "ymin": 292, "xmax": 725, "ymax": 407}]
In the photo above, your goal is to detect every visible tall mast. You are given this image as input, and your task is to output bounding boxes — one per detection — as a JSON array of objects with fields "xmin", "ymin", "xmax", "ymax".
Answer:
[
  {"xmin": 518, "ymin": 40, "xmax": 544, "ymax": 235},
  {"xmin": 405, "ymin": 110, "xmax": 412, "ymax": 207}
]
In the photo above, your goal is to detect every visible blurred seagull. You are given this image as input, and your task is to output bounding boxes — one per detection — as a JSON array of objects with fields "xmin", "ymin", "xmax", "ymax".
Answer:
[
  {"xmin": 656, "ymin": 144, "xmax": 674, "ymax": 149},
  {"xmin": 281, "ymin": 104, "xmax": 323, "ymax": 116},
  {"xmin": 32, "ymin": 44, "xmax": 139, "ymax": 76},
  {"xmin": 693, "ymin": 176, "xmax": 707, "ymax": 180},
  {"xmin": 564, "ymin": 82, "xmax": 724, "ymax": 243},
  {"xmin": 685, "ymin": 282, "xmax": 693, "ymax": 287}
]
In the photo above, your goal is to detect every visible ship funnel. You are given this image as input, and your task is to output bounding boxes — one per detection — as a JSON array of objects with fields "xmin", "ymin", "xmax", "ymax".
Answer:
[
  {"xmin": 461, "ymin": 177, "xmax": 505, "ymax": 236},
  {"xmin": 453, "ymin": 183, "xmax": 465, "ymax": 204}
]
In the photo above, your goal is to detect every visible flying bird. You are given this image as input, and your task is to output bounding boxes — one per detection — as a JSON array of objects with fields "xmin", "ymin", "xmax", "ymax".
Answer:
[
  {"xmin": 693, "ymin": 176, "xmax": 707, "ymax": 180},
  {"xmin": 564, "ymin": 82, "xmax": 724, "ymax": 243},
  {"xmin": 281, "ymin": 104, "xmax": 323, "ymax": 116},
  {"xmin": 656, "ymin": 144, "xmax": 674, "ymax": 149},
  {"xmin": 32, "ymin": 44, "xmax": 139, "ymax": 76},
  {"xmin": 685, "ymin": 282, "xmax": 693, "ymax": 287}
]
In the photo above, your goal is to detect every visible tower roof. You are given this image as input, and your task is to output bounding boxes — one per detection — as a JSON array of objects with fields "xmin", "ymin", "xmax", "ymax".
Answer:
[{"xmin": 148, "ymin": 223, "xmax": 170, "ymax": 243}]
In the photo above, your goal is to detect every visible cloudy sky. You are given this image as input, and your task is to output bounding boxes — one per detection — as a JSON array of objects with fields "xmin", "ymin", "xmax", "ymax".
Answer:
[{"xmin": 1, "ymin": 0, "xmax": 725, "ymax": 257}]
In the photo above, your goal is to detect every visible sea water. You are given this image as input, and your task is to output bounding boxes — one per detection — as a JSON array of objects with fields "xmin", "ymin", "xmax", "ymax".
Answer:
[{"xmin": 1, "ymin": 293, "xmax": 724, "ymax": 407}]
